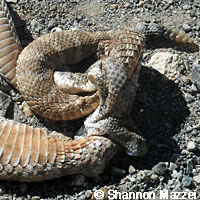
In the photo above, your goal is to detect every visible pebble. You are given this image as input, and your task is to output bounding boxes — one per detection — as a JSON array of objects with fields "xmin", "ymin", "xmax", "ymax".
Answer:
[
  {"xmin": 0, "ymin": 91, "xmax": 12, "ymax": 117},
  {"xmin": 138, "ymin": 1, "xmax": 144, "ymax": 7},
  {"xmin": 22, "ymin": 101, "xmax": 34, "ymax": 117},
  {"xmin": 48, "ymin": 19, "xmax": 58, "ymax": 30},
  {"xmin": 185, "ymin": 93, "xmax": 194, "ymax": 103},
  {"xmin": 110, "ymin": 4, "xmax": 118, "ymax": 10},
  {"xmin": 6, "ymin": 0, "xmax": 17, "ymax": 3},
  {"xmin": 190, "ymin": 84, "xmax": 198, "ymax": 92},
  {"xmin": 0, "ymin": 77, "xmax": 11, "ymax": 92},
  {"xmin": 85, "ymin": 190, "xmax": 92, "ymax": 198},
  {"xmin": 193, "ymin": 174, "xmax": 200, "ymax": 184},
  {"xmin": 172, "ymin": 185, "xmax": 182, "ymax": 192},
  {"xmin": 128, "ymin": 165, "xmax": 136, "ymax": 174},
  {"xmin": 182, "ymin": 175, "xmax": 192, "ymax": 187},
  {"xmin": 124, "ymin": 2, "xmax": 131, "ymax": 8},
  {"xmin": 150, "ymin": 174, "xmax": 159, "ymax": 182},
  {"xmin": 127, "ymin": 176, "xmax": 137, "ymax": 183},
  {"xmin": 187, "ymin": 141, "xmax": 197, "ymax": 151},
  {"xmin": 171, "ymin": 170, "xmax": 180, "ymax": 178},
  {"xmin": 191, "ymin": 60, "xmax": 200, "ymax": 91},
  {"xmin": 32, "ymin": 196, "xmax": 40, "ymax": 200},
  {"xmin": 182, "ymin": 23, "xmax": 191, "ymax": 32},
  {"xmin": 30, "ymin": 19, "xmax": 43, "ymax": 32},
  {"xmin": 168, "ymin": 162, "xmax": 178, "ymax": 171},
  {"xmin": 193, "ymin": 122, "xmax": 200, "ymax": 130},
  {"xmin": 56, "ymin": 195, "xmax": 63, "ymax": 199},
  {"xmin": 152, "ymin": 162, "xmax": 167, "ymax": 175}
]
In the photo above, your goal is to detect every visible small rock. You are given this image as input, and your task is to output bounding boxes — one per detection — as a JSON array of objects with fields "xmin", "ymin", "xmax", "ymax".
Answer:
[
  {"xmin": 124, "ymin": 2, "xmax": 131, "ymax": 8},
  {"xmin": 187, "ymin": 141, "xmax": 197, "ymax": 151},
  {"xmin": 0, "ymin": 76, "xmax": 11, "ymax": 92},
  {"xmin": 150, "ymin": 174, "xmax": 159, "ymax": 182},
  {"xmin": 85, "ymin": 190, "xmax": 92, "ymax": 198},
  {"xmin": 6, "ymin": 0, "xmax": 17, "ymax": 3},
  {"xmin": 191, "ymin": 60, "xmax": 200, "ymax": 91},
  {"xmin": 182, "ymin": 23, "xmax": 191, "ymax": 32},
  {"xmin": 32, "ymin": 196, "xmax": 40, "ymax": 200},
  {"xmin": 169, "ymin": 162, "xmax": 178, "ymax": 171},
  {"xmin": 128, "ymin": 165, "xmax": 136, "ymax": 174},
  {"xmin": 127, "ymin": 176, "xmax": 137, "ymax": 183},
  {"xmin": 186, "ymin": 160, "xmax": 193, "ymax": 174},
  {"xmin": 30, "ymin": 19, "xmax": 42, "ymax": 32},
  {"xmin": 172, "ymin": 185, "xmax": 182, "ymax": 192},
  {"xmin": 182, "ymin": 5, "xmax": 190, "ymax": 10},
  {"xmin": 191, "ymin": 84, "xmax": 198, "ymax": 92},
  {"xmin": 22, "ymin": 101, "xmax": 34, "ymax": 117},
  {"xmin": 152, "ymin": 162, "xmax": 167, "ymax": 175},
  {"xmin": 185, "ymin": 93, "xmax": 194, "ymax": 103},
  {"xmin": 181, "ymin": 149, "xmax": 190, "ymax": 155},
  {"xmin": 56, "ymin": 195, "xmax": 63, "ymax": 199},
  {"xmin": 171, "ymin": 170, "xmax": 181, "ymax": 178},
  {"xmin": 171, "ymin": 170, "xmax": 182, "ymax": 179},
  {"xmin": 138, "ymin": 1, "xmax": 144, "ymax": 7},
  {"xmin": 0, "ymin": 91, "xmax": 12, "ymax": 117},
  {"xmin": 168, "ymin": 179, "xmax": 174, "ymax": 185},
  {"xmin": 165, "ymin": 0, "xmax": 173, "ymax": 4},
  {"xmin": 147, "ymin": 52, "xmax": 178, "ymax": 79},
  {"xmin": 48, "ymin": 19, "xmax": 58, "ymax": 30},
  {"xmin": 159, "ymin": 176, "xmax": 165, "ymax": 182},
  {"xmin": 193, "ymin": 122, "xmax": 200, "ymax": 130},
  {"xmin": 72, "ymin": 175, "xmax": 85, "ymax": 186},
  {"xmin": 182, "ymin": 175, "xmax": 192, "ymax": 187},
  {"xmin": 110, "ymin": 4, "xmax": 118, "ymax": 10},
  {"xmin": 193, "ymin": 174, "xmax": 200, "ymax": 184},
  {"xmin": 19, "ymin": 183, "xmax": 28, "ymax": 193}
]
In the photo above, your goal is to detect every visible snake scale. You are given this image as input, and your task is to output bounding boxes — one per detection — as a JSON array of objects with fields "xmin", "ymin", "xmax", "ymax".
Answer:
[{"xmin": 0, "ymin": 0, "xmax": 196, "ymax": 182}]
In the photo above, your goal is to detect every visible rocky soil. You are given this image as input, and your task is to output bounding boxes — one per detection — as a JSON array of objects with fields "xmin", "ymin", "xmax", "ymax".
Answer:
[{"xmin": 0, "ymin": 0, "xmax": 199, "ymax": 199}]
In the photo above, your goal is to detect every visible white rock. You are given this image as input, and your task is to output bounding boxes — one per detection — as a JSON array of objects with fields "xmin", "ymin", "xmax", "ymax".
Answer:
[
  {"xmin": 187, "ymin": 141, "xmax": 197, "ymax": 151},
  {"xmin": 6, "ymin": 0, "xmax": 17, "ymax": 3},
  {"xmin": 128, "ymin": 165, "xmax": 136, "ymax": 174},
  {"xmin": 146, "ymin": 51, "xmax": 179, "ymax": 79}
]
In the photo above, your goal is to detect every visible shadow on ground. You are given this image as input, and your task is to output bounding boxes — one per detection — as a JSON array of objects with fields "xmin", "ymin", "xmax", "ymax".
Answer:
[
  {"xmin": 111, "ymin": 65, "xmax": 190, "ymax": 174},
  {"xmin": 9, "ymin": 4, "xmax": 34, "ymax": 46}
]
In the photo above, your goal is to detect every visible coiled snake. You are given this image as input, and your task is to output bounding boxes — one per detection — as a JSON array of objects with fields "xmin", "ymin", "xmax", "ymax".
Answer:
[{"xmin": 0, "ymin": 0, "xmax": 195, "ymax": 182}]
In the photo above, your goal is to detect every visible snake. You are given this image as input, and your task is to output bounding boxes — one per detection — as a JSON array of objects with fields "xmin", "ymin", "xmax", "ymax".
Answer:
[{"xmin": 0, "ymin": 0, "xmax": 196, "ymax": 182}]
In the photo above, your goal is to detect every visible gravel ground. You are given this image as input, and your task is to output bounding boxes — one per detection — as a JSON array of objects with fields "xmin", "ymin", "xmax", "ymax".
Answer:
[{"xmin": 0, "ymin": 0, "xmax": 200, "ymax": 199}]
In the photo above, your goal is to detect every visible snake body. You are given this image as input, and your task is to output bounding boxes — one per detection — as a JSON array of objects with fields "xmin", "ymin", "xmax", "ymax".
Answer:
[
  {"xmin": 16, "ymin": 29, "xmax": 144, "ymax": 121},
  {"xmin": 0, "ymin": 0, "xmax": 196, "ymax": 182}
]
